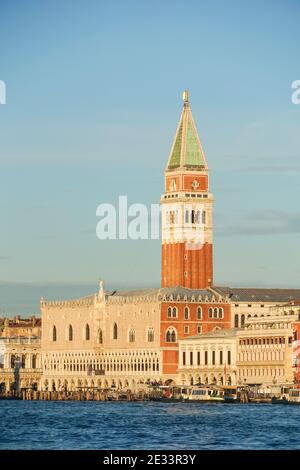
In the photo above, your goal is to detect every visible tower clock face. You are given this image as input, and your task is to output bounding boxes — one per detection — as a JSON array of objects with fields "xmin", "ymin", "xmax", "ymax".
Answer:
[{"xmin": 191, "ymin": 179, "xmax": 199, "ymax": 190}]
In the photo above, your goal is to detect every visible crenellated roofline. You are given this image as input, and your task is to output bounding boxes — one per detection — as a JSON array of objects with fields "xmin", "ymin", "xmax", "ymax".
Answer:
[{"xmin": 40, "ymin": 286, "xmax": 229, "ymax": 309}]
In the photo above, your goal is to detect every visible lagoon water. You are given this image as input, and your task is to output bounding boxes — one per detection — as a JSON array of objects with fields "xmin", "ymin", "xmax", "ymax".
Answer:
[{"xmin": 0, "ymin": 401, "xmax": 299, "ymax": 450}]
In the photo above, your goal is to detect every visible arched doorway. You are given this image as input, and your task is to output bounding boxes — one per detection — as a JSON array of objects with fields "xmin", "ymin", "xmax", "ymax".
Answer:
[
  {"xmin": 164, "ymin": 379, "xmax": 175, "ymax": 386},
  {"xmin": 32, "ymin": 382, "xmax": 38, "ymax": 391}
]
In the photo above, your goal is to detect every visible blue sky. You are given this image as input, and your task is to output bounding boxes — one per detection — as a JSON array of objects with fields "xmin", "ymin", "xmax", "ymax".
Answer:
[{"xmin": 0, "ymin": 0, "xmax": 300, "ymax": 314}]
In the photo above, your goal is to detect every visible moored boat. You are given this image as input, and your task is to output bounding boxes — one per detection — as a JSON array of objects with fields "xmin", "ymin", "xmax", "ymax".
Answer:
[
  {"xmin": 288, "ymin": 388, "xmax": 300, "ymax": 404},
  {"xmin": 223, "ymin": 386, "xmax": 238, "ymax": 403},
  {"xmin": 149, "ymin": 385, "xmax": 191, "ymax": 402},
  {"xmin": 184, "ymin": 386, "xmax": 225, "ymax": 403},
  {"xmin": 271, "ymin": 395, "xmax": 289, "ymax": 404}
]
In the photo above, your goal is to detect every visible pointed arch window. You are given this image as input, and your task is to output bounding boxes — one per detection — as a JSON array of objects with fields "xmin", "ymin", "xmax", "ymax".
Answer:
[
  {"xmin": 129, "ymin": 329, "xmax": 135, "ymax": 343},
  {"xmin": 166, "ymin": 327, "xmax": 177, "ymax": 343},
  {"xmin": 197, "ymin": 306, "xmax": 202, "ymax": 320},
  {"xmin": 52, "ymin": 325, "xmax": 57, "ymax": 342},
  {"xmin": 184, "ymin": 307, "xmax": 190, "ymax": 320},
  {"xmin": 113, "ymin": 323, "xmax": 118, "ymax": 340},
  {"xmin": 85, "ymin": 324, "xmax": 90, "ymax": 341},
  {"xmin": 68, "ymin": 324, "xmax": 73, "ymax": 341},
  {"xmin": 98, "ymin": 329, "xmax": 103, "ymax": 344},
  {"xmin": 148, "ymin": 328, "xmax": 155, "ymax": 342}
]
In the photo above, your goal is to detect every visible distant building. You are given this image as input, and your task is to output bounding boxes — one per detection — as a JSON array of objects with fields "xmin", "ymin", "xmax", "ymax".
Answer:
[
  {"xmin": 292, "ymin": 314, "xmax": 300, "ymax": 385},
  {"xmin": 213, "ymin": 287, "xmax": 300, "ymax": 329},
  {"xmin": 0, "ymin": 315, "xmax": 41, "ymax": 338},
  {"xmin": 0, "ymin": 316, "xmax": 42, "ymax": 393}
]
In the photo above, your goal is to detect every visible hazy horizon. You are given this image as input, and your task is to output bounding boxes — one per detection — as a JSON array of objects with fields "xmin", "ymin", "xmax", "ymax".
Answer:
[{"xmin": 2, "ymin": 278, "xmax": 300, "ymax": 316}]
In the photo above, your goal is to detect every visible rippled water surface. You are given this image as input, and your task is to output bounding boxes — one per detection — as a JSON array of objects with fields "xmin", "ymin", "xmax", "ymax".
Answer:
[{"xmin": 0, "ymin": 401, "xmax": 299, "ymax": 449}]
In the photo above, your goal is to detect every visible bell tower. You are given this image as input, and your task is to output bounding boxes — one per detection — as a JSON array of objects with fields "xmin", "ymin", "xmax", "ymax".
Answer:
[{"xmin": 161, "ymin": 91, "xmax": 213, "ymax": 289}]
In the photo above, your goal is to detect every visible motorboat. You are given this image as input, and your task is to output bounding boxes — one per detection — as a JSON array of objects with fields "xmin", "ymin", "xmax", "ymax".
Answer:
[{"xmin": 184, "ymin": 386, "xmax": 224, "ymax": 403}]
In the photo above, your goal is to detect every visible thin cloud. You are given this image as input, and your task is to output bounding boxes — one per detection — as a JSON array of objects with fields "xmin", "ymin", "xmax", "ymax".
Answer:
[
  {"xmin": 216, "ymin": 210, "xmax": 300, "ymax": 236},
  {"xmin": 244, "ymin": 164, "xmax": 300, "ymax": 173}
]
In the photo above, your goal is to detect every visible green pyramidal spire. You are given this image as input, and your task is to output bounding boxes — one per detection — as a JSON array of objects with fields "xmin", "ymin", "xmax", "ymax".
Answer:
[{"xmin": 167, "ymin": 90, "xmax": 207, "ymax": 170}]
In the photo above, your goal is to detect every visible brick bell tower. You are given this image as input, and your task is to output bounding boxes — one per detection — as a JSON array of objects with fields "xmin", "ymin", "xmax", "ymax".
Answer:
[{"xmin": 161, "ymin": 90, "xmax": 213, "ymax": 289}]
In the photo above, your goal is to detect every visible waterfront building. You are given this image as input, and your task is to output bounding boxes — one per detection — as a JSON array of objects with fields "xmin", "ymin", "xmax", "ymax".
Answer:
[
  {"xmin": 292, "ymin": 314, "xmax": 300, "ymax": 385},
  {"xmin": 178, "ymin": 328, "xmax": 237, "ymax": 386},
  {"xmin": 0, "ymin": 316, "xmax": 42, "ymax": 393},
  {"xmin": 0, "ymin": 336, "xmax": 42, "ymax": 393},
  {"xmin": 10, "ymin": 91, "xmax": 300, "ymax": 392},
  {"xmin": 178, "ymin": 302, "xmax": 300, "ymax": 389},
  {"xmin": 39, "ymin": 92, "xmax": 232, "ymax": 391},
  {"xmin": 236, "ymin": 305, "xmax": 300, "ymax": 386},
  {"xmin": 41, "ymin": 285, "xmax": 161, "ymax": 391},
  {"xmin": 160, "ymin": 288, "xmax": 230, "ymax": 376},
  {"xmin": 41, "ymin": 284, "xmax": 230, "ymax": 391}
]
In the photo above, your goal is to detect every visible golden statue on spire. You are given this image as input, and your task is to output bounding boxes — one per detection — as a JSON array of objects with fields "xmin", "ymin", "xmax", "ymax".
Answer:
[{"xmin": 182, "ymin": 90, "xmax": 189, "ymax": 103}]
